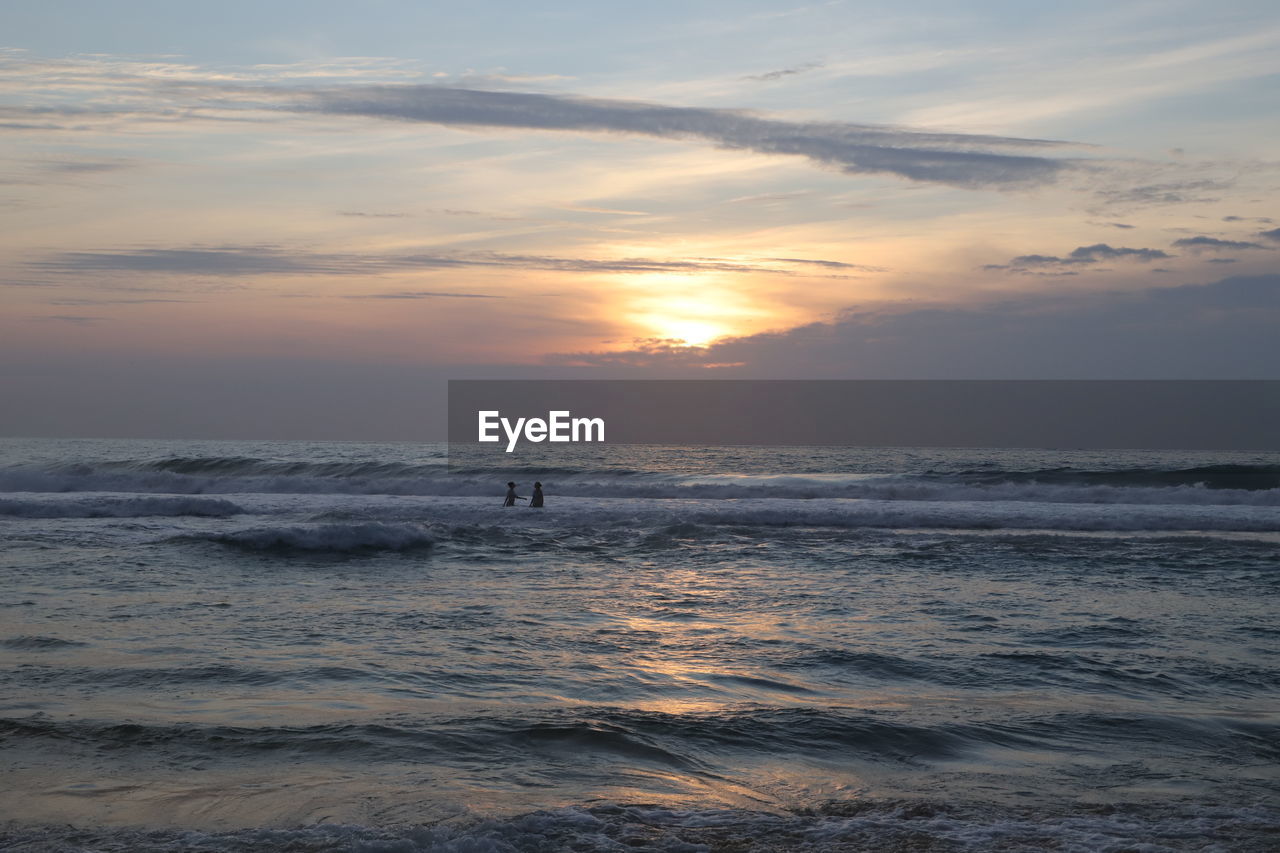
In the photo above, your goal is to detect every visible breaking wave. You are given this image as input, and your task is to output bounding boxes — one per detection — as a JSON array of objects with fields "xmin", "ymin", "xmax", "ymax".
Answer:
[
  {"xmin": 3, "ymin": 457, "xmax": 1280, "ymax": 508},
  {"xmin": 308, "ymin": 498, "xmax": 1280, "ymax": 535},
  {"xmin": 183, "ymin": 522, "xmax": 436, "ymax": 552},
  {"xmin": 671, "ymin": 499, "xmax": 1280, "ymax": 532},
  {"xmin": 0, "ymin": 495, "xmax": 244, "ymax": 518}
]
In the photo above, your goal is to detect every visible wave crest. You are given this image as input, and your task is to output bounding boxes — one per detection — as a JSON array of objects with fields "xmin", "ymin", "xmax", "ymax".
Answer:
[
  {"xmin": 187, "ymin": 522, "xmax": 436, "ymax": 553},
  {"xmin": 4, "ymin": 461, "xmax": 1279, "ymax": 507},
  {"xmin": 0, "ymin": 496, "xmax": 243, "ymax": 518}
]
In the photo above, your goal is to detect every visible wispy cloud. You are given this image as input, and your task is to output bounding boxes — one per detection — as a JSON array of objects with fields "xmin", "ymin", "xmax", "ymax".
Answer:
[
  {"xmin": 344, "ymin": 290, "xmax": 502, "ymax": 299},
  {"xmin": 338, "ymin": 210, "xmax": 411, "ymax": 218},
  {"xmin": 560, "ymin": 205, "xmax": 650, "ymax": 216},
  {"xmin": 31, "ymin": 244, "xmax": 872, "ymax": 278},
  {"xmin": 44, "ymin": 297, "xmax": 194, "ymax": 305},
  {"xmin": 743, "ymin": 61, "xmax": 824, "ymax": 82},
  {"xmin": 1, "ymin": 52, "xmax": 1088, "ymax": 189},
  {"xmin": 1095, "ymin": 179, "xmax": 1228, "ymax": 208},
  {"xmin": 35, "ymin": 314, "xmax": 102, "ymax": 324},
  {"xmin": 763, "ymin": 257, "xmax": 871, "ymax": 270},
  {"xmin": 724, "ymin": 191, "xmax": 811, "ymax": 205},
  {"xmin": 33, "ymin": 247, "xmax": 353, "ymax": 276},
  {"xmin": 899, "ymin": 26, "xmax": 1280, "ymax": 131},
  {"xmin": 1171, "ymin": 236, "xmax": 1269, "ymax": 252},
  {"xmin": 296, "ymin": 85, "xmax": 1075, "ymax": 189},
  {"xmin": 43, "ymin": 160, "xmax": 133, "ymax": 174}
]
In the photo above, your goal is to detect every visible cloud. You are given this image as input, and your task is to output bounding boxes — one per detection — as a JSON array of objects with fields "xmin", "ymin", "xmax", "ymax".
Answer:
[
  {"xmin": 1095, "ymin": 180, "xmax": 1227, "ymax": 207},
  {"xmin": 446, "ymin": 71, "xmax": 579, "ymax": 88},
  {"xmin": 31, "ymin": 244, "xmax": 864, "ymax": 278},
  {"xmin": 297, "ymin": 85, "xmax": 1074, "ymax": 189},
  {"xmin": 744, "ymin": 62, "xmax": 824, "ymax": 82},
  {"xmin": 551, "ymin": 275, "xmax": 1280, "ymax": 378},
  {"xmin": 345, "ymin": 290, "xmax": 502, "ymax": 299},
  {"xmin": 1171, "ymin": 235, "xmax": 1268, "ymax": 252},
  {"xmin": 1004, "ymin": 243, "xmax": 1170, "ymax": 269},
  {"xmin": 45, "ymin": 297, "xmax": 194, "ymax": 305},
  {"xmin": 0, "ymin": 121, "xmax": 68, "ymax": 131},
  {"xmin": 36, "ymin": 314, "xmax": 102, "ymax": 324},
  {"xmin": 0, "ymin": 159, "xmax": 135, "ymax": 188},
  {"xmin": 763, "ymin": 257, "xmax": 878, "ymax": 270},
  {"xmin": 43, "ymin": 160, "xmax": 132, "ymax": 174},
  {"xmin": 1256, "ymin": 227, "xmax": 1280, "ymax": 242},
  {"xmin": 1008, "ymin": 253, "xmax": 1072, "ymax": 267},
  {"xmin": 1071, "ymin": 244, "xmax": 1170, "ymax": 262},
  {"xmin": 725, "ymin": 191, "xmax": 811, "ymax": 204},
  {"xmin": 33, "ymin": 247, "xmax": 352, "ymax": 276},
  {"xmin": 1, "ymin": 54, "xmax": 1094, "ymax": 190},
  {"xmin": 548, "ymin": 337, "xmax": 711, "ymax": 368},
  {"xmin": 560, "ymin": 204, "xmax": 649, "ymax": 216},
  {"xmin": 338, "ymin": 210, "xmax": 410, "ymax": 218}
]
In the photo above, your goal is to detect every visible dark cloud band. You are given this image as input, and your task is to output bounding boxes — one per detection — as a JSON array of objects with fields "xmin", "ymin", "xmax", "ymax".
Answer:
[
  {"xmin": 1172, "ymin": 236, "xmax": 1268, "ymax": 252},
  {"xmin": 1005, "ymin": 243, "xmax": 1170, "ymax": 269},
  {"xmin": 297, "ymin": 85, "xmax": 1072, "ymax": 189}
]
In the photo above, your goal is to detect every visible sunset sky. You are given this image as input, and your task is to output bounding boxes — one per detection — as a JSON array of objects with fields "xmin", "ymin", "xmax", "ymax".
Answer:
[{"xmin": 2, "ymin": 1, "xmax": 1277, "ymax": 438}]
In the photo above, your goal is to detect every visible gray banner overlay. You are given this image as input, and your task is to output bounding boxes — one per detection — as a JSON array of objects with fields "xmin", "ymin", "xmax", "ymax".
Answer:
[{"xmin": 448, "ymin": 380, "xmax": 1279, "ymax": 453}]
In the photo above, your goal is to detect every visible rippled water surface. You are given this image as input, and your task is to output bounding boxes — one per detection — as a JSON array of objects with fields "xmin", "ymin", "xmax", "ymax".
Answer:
[{"xmin": 1, "ymin": 438, "xmax": 1278, "ymax": 851}]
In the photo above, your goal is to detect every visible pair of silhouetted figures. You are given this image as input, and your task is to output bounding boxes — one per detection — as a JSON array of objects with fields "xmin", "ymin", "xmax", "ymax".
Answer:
[{"xmin": 503, "ymin": 481, "xmax": 544, "ymax": 508}]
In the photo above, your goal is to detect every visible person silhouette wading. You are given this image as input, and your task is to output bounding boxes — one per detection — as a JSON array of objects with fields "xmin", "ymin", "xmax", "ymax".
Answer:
[
  {"xmin": 503, "ymin": 482, "xmax": 526, "ymax": 507},
  {"xmin": 529, "ymin": 482, "xmax": 544, "ymax": 508}
]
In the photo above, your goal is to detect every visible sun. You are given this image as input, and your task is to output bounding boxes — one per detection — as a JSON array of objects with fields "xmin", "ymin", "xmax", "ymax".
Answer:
[
  {"xmin": 645, "ymin": 317, "xmax": 730, "ymax": 347},
  {"xmin": 630, "ymin": 292, "xmax": 745, "ymax": 347}
]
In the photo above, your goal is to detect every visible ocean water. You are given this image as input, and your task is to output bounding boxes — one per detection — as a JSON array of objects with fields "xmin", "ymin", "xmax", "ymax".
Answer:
[{"xmin": 1, "ymin": 437, "xmax": 1278, "ymax": 852}]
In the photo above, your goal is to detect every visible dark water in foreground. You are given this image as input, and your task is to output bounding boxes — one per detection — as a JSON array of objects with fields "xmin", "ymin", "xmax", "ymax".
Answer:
[{"xmin": 1, "ymin": 439, "xmax": 1277, "ymax": 850}]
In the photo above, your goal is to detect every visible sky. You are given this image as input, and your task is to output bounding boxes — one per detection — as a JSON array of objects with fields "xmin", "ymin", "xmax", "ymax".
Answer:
[{"xmin": 1, "ymin": 0, "xmax": 1277, "ymax": 439}]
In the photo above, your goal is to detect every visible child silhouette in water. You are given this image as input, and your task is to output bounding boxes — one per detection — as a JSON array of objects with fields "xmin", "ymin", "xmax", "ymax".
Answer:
[
  {"xmin": 503, "ymin": 482, "xmax": 525, "ymax": 507},
  {"xmin": 529, "ymin": 481, "xmax": 544, "ymax": 508}
]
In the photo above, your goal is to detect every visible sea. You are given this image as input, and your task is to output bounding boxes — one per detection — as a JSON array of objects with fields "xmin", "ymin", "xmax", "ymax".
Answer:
[{"xmin": 1, "ymin": 437, "xmax": 1277, "ymax": 852}]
